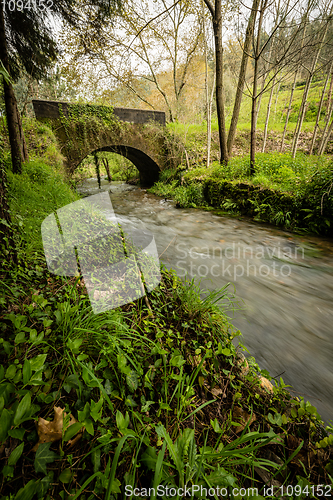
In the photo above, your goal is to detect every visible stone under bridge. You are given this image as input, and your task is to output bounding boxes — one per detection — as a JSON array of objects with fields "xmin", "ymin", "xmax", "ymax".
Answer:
[{"xmin": 32, "ymin": 100, "xmax": 168, "ymax": 186}]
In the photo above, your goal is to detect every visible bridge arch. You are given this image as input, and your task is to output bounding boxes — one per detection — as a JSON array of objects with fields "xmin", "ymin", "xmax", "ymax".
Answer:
[
  {"xmin": 84, "ymin": 145, "xmax": 160, "ymax": 185},
  {"xmin": 32, "ymin": 100, "xmax": 170, "ymax": 187}
]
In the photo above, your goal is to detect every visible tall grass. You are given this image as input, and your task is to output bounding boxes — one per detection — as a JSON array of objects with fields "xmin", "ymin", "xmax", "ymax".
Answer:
[{"xmin": 7, "ymin": 160, "xmax": 79, "ymax": 259}]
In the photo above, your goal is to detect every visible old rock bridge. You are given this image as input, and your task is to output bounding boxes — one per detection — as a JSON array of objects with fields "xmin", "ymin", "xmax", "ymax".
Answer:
[{"xmin": 32, "ymin": 100, "xmax": 170, "ymax": 186}]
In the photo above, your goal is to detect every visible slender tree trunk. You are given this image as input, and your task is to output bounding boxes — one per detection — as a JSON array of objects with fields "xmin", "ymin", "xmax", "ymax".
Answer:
[
  {"xmin": 0, "ymin": 134, "xmax": 17, "ymax": 264},
  {"xmin": 250, "ymin": 0, "xmax": 266, "ymax": 175},
  {"xmin": 202, "ymin": 1, "xmax": 211, "ymax": 167},
  {"xmin": 274, "ymin": 80, "xmax": 281, "ymax": 118},
  {"xmin": 280, "ymin": 71, "xmax": 298, "ymax": 152},
  {"xmin": 318, "ymin": 115, "xmax": 333, "ymax": 155},
  {"xmin": 292, "ymin": 16, "xmax": 331, "ymax": 158},
  {"xmin": 93, "ymin": 152, "xmax": 101, "ymax": 189},
  {"xmin": 0, "ymin": 6, "xmax": 29, "ymax": 174},
  {"xmin": 262, "ymin": 75, "xmax": 276, "ymax": 152},
  {"xmin": 213, "ymin": 4, "xmax": 228, "ymax": 164},
  {"xmin": 325, "ymin": 68, "xmax": 333, "ymax": 122},
  {"xmin": 203, "ymin": 0, "xmax": 228, "ymax": 164},
  {"xmin": 280, "ymin": 11, "xmax": 309, "ymax": 152},
  {"xmin": 102, "ymin": 158, "xmax": 112, "ymax": 182},
  {"xmin": 309, "ymin": 60, "xmax": 333, "ymax": 154},
  {"xmin": 227, "ymin": 0, "xmax": 259, "ymax": 155},
  {"xmin": 250, "ymin": 56, "xmax": 259, "ymax": 174},
  {"xmin": 207, "ymin": 73, "xmax": 216, "ymax": 166}
]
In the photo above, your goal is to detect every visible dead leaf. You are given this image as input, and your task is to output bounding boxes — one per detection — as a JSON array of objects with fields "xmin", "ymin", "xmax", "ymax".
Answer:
[
  {"xmin": 32, "ymin": 406, "xmax": 78, "ymax": 452},
  {"xmin": 211, "ymin": 387, "xmax": 223, "ymax": 397},
  {"xmin": 232, "ymin": 406, "xmax": 257, "ymax": 434}
]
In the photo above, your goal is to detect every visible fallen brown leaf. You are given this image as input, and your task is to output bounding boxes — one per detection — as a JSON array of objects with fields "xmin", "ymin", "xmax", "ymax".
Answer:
[
  {"xmin": 32, "ymin": 406, "xmax": 78, "ymax": 452},
  {"xmin": 232, "ymin": 406, "xmax": 257, "ymax": 434}
]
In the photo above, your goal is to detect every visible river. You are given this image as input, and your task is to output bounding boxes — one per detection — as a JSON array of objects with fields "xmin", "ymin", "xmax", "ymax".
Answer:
[{"xmin": 77, "ymin": 178, "xmax": 333, "ymax": 424}]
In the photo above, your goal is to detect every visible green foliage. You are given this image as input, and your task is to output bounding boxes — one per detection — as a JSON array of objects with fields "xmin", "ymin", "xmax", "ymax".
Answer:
[{"xmin": 149, "ymin": 174, "xmax": 207, "ymax": 208}]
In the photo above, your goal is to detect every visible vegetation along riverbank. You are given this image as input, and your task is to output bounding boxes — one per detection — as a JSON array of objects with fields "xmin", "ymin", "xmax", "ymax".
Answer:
[{"xmin": 149, "ymin": 153, "xmax": 333, "ymax": 237}]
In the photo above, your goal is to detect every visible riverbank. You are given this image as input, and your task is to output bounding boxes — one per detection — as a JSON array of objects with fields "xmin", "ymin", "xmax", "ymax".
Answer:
[
  {"xmin": 1, "ymin": 160, "xmax": 332, "ymax": 498},
  {"xmin": 149, "ymin": 152, "xmax": 333, "ymax": 236}
]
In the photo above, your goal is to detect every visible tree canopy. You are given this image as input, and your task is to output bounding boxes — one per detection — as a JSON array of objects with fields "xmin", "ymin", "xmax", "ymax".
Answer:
[{"xmin": 2, "ymin": 0, "xmax": 122, "ymax": 81}]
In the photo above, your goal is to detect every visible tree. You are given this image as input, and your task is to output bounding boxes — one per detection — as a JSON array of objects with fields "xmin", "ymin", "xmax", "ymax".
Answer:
[
  {"xmin": 246, "ymin": 0, "xmax": 315, "ymax": 172},
  {"xmin": 309, "ymin": 59, "xmax": 333, "ymax": 154},
  {"xmin": 60, "ymin": 0, "xmax": 203, "ymax": 122},
  {"xmin": 0, "ymin": 0, "xmax": 121, "ymax": 173},
  {"xmin": 203, "ymin": 0, "xmax": 229, "ymax": 164},
  {"xmin": 227, "ymin": 0, "xmax": 260, "ymax": 156},
  {"xmin": 0, "ymin": 63, "xmax": 17, "ymax": 264},
  {"xmin": 291, "ymin": 3, "xmax": 333, "ymax": 158},
  {"xmin": 249, "ymin": 0, "xmax": 269, "ymax": 174},
  {"xmin": 201, "ymin": 0, "xmax": 216, "ymax": 166},
  {"xmin": 0, "ymin": 7, "xmax": 29, "ymax": 173}
]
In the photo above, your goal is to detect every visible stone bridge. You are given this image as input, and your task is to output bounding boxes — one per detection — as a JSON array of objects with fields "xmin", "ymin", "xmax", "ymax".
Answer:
[{"xmin": 32, "ymin": 100, "xmax": 168, "ymax": 186}]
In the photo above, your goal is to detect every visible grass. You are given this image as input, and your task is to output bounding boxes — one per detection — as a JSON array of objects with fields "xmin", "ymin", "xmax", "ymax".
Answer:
[
  {"xmin": 1, "ymin": 143, "xmax": 333, "ymax": 497},
  {"xmin": 7, "ymin": 160, "xmax": 80, "ymax": 259},
  {"xmin": 183, "ymin": 152, "xmax": 332, "ymax": 192}
]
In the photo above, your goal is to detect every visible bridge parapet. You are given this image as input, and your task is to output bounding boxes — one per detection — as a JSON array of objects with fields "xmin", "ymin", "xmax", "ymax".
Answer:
[{"xmin": 32, "ymin": 100, "xmax": 166, "ymax": 126}]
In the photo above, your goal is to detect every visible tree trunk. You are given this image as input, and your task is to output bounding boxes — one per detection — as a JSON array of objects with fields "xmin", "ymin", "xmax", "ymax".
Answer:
[
  {"xmin": 280, "ymin": 71, "xmax": 298, "ymax": 152},
  {"xmin": 318, "ymin": 115, "xmax": 333, "ymax": 155},
  {"xmin": 93, "ymin": 152, "xmax": 101, "ymax": 189},
  {"xmin": 202, "ymin": 0, "xmax": 211, "ymax": 167},
  {"xmin": 250, "ymin": 56, "xmax": 259, "ymax": 174},
  {"xmin": 102, "ymin": 158, "xmax": 112, "ymax": 182},
  {"xmin": 203, "ymin": 0, "xmax": 228, "ymax": 164},
  {"xmin": 292, "ymin": 16, "xmax": 331, "ymax": 158},
  {"xmin": 325, "ymin": 67, "xmax": 333, "ymax": 122},
  {"xmin": 250, "ymin": 0, "xmax": 266, "ymax": 175},
  {"xmin": 309, "ymin": 60, "xmax": 333, "ymax": 155},
  {"xmin": 207, "ymin": 73, "xmax": 216, "ymax": 167},
  {"xmin": 0, "ymin": 7, "xmax": 29, "ymax": 174},
  {"xmin": 274, "ymin": 80, "xmax": 281, "ymax": 118},
  {"xmin": 227, "ymin": 0, "xmax": 259, "ymax": 156},
  {"xmin": 318, "ymin": 99, "xmax": 333, "ymax": 154},
  {"xmin": 0, "ymin": 135, "xmax": 17, "ymax": 265},
  {"xmin": 212, "ymin": 1, "xmax": 228, "ymax": 164},
  {"xmin": 214, "ymin": 21, "xmax": 228, "ymax": 164},
  {"xmin": 262, "ymin": 75, "xmax": 276, "ymax": 152}
]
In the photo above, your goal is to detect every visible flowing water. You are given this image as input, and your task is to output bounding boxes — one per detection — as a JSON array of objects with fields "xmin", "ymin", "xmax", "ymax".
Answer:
[{"xmin": 77, "ymin": 178, "xmax": 333, "ymax": 424}]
